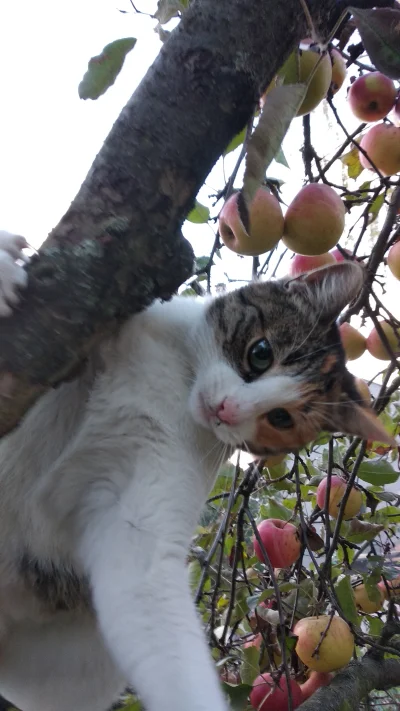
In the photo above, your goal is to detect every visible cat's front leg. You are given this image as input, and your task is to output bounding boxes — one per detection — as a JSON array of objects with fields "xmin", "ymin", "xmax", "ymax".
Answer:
[
  {"xmin": 78, "ymin": 453, "xmax": 229, "ymax": 711},
  {"xmin": 0, "ymin": 231, "xmax": 28, "ymax": 316}
]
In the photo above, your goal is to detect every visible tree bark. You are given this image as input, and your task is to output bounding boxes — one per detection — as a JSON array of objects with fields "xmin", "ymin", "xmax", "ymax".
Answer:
[
  {"xmin": 0, "ymin": 0, "xmax": 392, "ymax": 435},
  {"xmin": 298, "ymin": 655, "xmax": 400, "ymax": 710}
]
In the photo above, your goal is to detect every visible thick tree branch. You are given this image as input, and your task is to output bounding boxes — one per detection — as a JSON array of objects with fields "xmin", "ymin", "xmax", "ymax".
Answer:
[
  {"xmin": 298, "ymin": 656, "xmax": 400, "ymax": 710},
  {"xmin": 0, "ymin": 0, "xmax": 392, "ymax": 436}
]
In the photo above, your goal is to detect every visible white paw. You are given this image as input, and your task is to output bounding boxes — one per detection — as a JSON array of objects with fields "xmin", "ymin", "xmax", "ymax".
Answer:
[{"xmin": 0, "ymin": 231, "xmax": 29, "ymax": 317}]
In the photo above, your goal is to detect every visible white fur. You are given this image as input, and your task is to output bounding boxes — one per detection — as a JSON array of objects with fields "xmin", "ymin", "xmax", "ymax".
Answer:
[{"xmin": 0, "ymin": 233, "xmax": 297, "ymax": 711}]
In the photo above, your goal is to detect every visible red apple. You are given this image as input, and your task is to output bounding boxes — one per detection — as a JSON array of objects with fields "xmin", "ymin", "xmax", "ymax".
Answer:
[
  {"xmin": 219, "ymin": 188, "xmax": 284, "ymax": 256},
  {"xmin": 339, "ymin": 323, "xmax": 367, "ymax": 361},
  {"xmin": 316, "ymin": 475, "xmax": 362, "ymax": 519},
  {"xmin": 250, "ymin": 673, "xmax": 303, "ymax": 711},
  {"xmin": 393, "ymin": 94, "xmax": 400, "ymax": 126},
  {"xmin": 283, "ymin": 184, "xmax": 345, "ymax": 256},
  {"xmin": 387, "ymin": 241, "xmax": 400, "ymax": 280},
  {"xmin": 300, "ymin": 671, "xmax": 333, "ymax": 700},
  {"xmin": 359, "ymin": 124, "xmax": 400, "ymax": 176},
  {"xmin": 366, "ymin": 320, "xmax": 400, "ymax": 360},
  {"xmin": 330, "ymin": 48, "xmax": 346, "ymax": 95},
  {"xmin": 330, "ymin": 247, "xmax": 353, "ymax": 262},
  {"xmin": 348, "ymin": 72, "xmax": 397, "ymax": 122},
  {"xmin": 289, "ymin": 252, "xmax": 335, "ymax": 276},
  {"xmin": 294, "ymin": 616, "xmax": 354, "ymax": 672},
  {"xmin": 253, "ymin": 519, "xmax": 301, "ymax": 568}
]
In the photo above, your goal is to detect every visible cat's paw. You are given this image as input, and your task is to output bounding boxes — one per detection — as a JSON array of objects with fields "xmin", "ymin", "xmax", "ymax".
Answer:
[{"xmin": 0, "ymin": 231, "xmax": 29, "ymax": 317}]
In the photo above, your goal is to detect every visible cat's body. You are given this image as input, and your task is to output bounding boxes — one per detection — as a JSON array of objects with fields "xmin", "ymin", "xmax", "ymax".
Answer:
[{"xmin": 0, "ymin": 232, "xmax": 391, "ymax": 711}]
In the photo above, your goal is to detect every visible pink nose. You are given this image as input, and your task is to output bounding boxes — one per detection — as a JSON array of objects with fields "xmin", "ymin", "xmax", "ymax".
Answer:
[{"xmin": 216, "ymin": 398, "xmax": 238, "ymax": 425}]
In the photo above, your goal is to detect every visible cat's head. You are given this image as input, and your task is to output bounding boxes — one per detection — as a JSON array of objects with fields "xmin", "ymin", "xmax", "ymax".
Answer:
[{"xmin": 189, "ymin": 262, "xmax": 395, "ymax": 455}]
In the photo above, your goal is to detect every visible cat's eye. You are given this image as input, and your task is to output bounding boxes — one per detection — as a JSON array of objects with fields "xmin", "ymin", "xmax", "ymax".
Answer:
[
  {"xmin": 267, "ymin": 408, "xmax": 294, "ymax": 429},
  {"xmin": 247, "ymin": 338, "xmax": 273, "ymax": 374}
]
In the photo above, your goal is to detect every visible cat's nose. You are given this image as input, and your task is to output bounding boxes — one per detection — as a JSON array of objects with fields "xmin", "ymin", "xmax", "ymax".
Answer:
[{"xmin": 216, "ymin": 398, "xmax": 238, "ymax": 425}]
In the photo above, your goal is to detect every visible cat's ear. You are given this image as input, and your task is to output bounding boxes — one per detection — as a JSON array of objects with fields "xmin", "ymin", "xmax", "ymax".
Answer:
[
  {"xmin": 329, "ymin": 402, "xmax": 397, "ymax": 446},
  {"xmin": 287, "ymin": 262, "xmax": 365, "ymax": 322}
]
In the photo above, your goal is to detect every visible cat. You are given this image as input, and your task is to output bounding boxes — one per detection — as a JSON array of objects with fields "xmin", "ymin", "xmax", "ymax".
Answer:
[{"xmin": 0, "ymin": 231, "xmax": 392, "ymax": 711}]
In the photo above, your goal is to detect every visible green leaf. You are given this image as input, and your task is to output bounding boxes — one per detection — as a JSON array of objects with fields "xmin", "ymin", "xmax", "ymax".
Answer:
[
  {"xmin": 350, "ymin": 7, "xmax": 400, "ymax": 79},
  {"xmin": 274, "ymin": 146, "xmax": 289, "ymax": 168},
  {"xmin": 224, "ymin": 127, "xmax": 246, "ymax": 156},
  {"xmin": 364, "ymin": 569, "xmax": 382, "ymax": 603},
  {"xmin": 187, "ymin": 200, "xmax": 210, "ymax": 224},
  {"xmin": 221, "ymin": 682, "xmax": 252, "ymax": 711},
  {"xmin": 240, "ymin": 645, "xmax": 260, "ymax": 685},
  {"xmin": 260, "ymin": 497, "xmax": 292, "ymax": 521},
  {"xmin": 247, "ymin": 589, "xmax": 275, "ymax": 610},
  {"xmin": 242, "ymin": 84, "xmax": 307, "ymax": 204},
  {"xmin": 341, "ymin": 146, "xmax": 364, "ymax": 180},
  {"xmin": 79, "ymin": 38, "xmax": 137, "ymax": 100},
  {"xmin": 369, "ymin": 193, "xmax": 385, "ymax": 223},
  {"xmin": 123, "ymin": 700, "xmax": 143, "ymax": 711},
  {"xmin": 154, "ymin": 0, "xmax": 186, "ymax": 24},
  {"xmin": 357, "ymin": 459, "xmax": 399, "ymax": 485},
  {"xmin": 194, "ymin": 255, "xmax": 211, "ymax": 271},
  {"xmin": 334, "ymin": 575, "xmax": 358, "ymax": 624},
  {"xmin": 368, "ymin": 616, "xmax": 384, "ymax": 637}
]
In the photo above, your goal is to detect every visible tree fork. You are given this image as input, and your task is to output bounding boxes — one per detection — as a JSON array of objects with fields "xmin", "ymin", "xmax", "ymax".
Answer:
[{"xmin": 0, "ymin": 0, "xmax": 392, "ymax": 435}]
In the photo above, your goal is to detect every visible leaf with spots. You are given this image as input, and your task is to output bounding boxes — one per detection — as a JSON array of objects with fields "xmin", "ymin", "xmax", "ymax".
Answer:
[{"xmin": 78, "ymin": 38, "xmax": 136, "ymax": 100}]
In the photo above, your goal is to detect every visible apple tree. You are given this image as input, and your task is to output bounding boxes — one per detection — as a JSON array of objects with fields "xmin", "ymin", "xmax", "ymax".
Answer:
[{"xmin": 1, "ymin": 1, "xmax": 400, "ymax": 710}]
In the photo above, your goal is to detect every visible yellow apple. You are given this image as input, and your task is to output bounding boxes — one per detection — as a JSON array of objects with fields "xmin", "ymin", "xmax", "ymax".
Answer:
[
  {"xmin": 359, "ymin": 124, "xmax": 400, "ymax": 176},
  {"xmin": 280, "ymin": 39, "xmax": 332, "ymax": 116},
  {"xmin": 353, "ymin": 582, "xmax": 385, "ymax": 613},
  {"xmin": 330, "ymin": 48, "xmax": 346, "ymax": 95},
  {"xmin": 316, "ymin": 475, "xmax": 362, "ymax": 520},
  {"xmin": 366, "ymin": 320, "xmax": 400, "ymax": 360},
  {"xmin": 294, "ymin": 615, "xmax": 354, "ymax": 672},
  {"xmin": 387, "ymin": 241, "xmax": 400, "ymax": 280},
  {"xmin": 339, "ymin": 323, "xmax": 367, "ymax": 361}
]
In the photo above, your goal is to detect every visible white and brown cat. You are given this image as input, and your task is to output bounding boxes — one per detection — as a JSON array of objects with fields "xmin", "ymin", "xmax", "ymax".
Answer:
[{"xmin": 0, "ymin": 231, "xmax": 391, "ymax": 711}]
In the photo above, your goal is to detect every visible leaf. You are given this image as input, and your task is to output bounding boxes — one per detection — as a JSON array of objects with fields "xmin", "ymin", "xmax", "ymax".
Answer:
[
  {"xmin": 242, "ymin": 84, "xmax": 307, "ymax": 205},
  {"xmin": 260, "ymin": 498, "xmax": 292, "ymax": 521},
  {"xmin": 368, "ymin": 616, "xmax": 384, "ymax": 637},
  {"xmin": 369, "ymin": 193, "xmax": 385, "ymax": 223},
  {"xmin": 154, "ymin": 0, "xmax": 186, "ymax": 24},
  {"xmin": 188, "ymin": 560, "xmax": 202, "ymax": 595},
  {"xmin": 123, "ymin": 701, "xmax": 143, "ymax": 711},
  {"xmin": 343, "ymin": 180, "xmax": 372, "ymax": 202},
  {"xmin": 347, "ymin": 518, "xmax": 384, "ymax": 543},
  {"xmin": 222, "ymin": 682, "xmax": 252, "ymax": 711},
  {"xmin": 341, "ymin": 147, "xmax": 364, "ymax": 180},
  {"xmin": 224, "ymin": 127, "xmax": 247, "ymax": 156},
  {"xmin": 240, "ymin": 645, "xmax": 260, "ymax": 685},
  {"xmin": 350, "ymin": 7, "xmax": 400, "ymax": 79},
  {"xmin": 187, "ymin": 200, "xmax": 210, "ymax": 224},
  {"xmin": 364, "ymin": 569, "xmax": 382, "ymax": 603},
  {"xmin": 357, "ymin": 458, "xmax": 399, "ymax": 485},
  {"xmin": 334, "ymin": 575, "xmax": 358, "ymax": 624},
  {"xmin": 247, "ymin": 589, "xmax": 275, "ymax": 611},
  {"xmin": 274, "ymin": 146, "xmax": 289, "ymax": 168},
  {"xmin": 78, "ymin": 38, "xmax": 137, "ymax": 100}
]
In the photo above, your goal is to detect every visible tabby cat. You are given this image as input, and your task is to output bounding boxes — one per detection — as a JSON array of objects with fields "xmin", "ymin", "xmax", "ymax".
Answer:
[{"xmin": 0, "ymin": 231, "xmax": 390, "ymax": 711}]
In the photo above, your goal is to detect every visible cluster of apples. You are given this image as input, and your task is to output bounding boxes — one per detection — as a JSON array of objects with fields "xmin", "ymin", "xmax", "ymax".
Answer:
[
  {"xmin": 348, "ymin": 71, "xmax": 400, "ymax": 176},
  {"xmin": 248, "ymin": 613, "xmax": 354, "ymax": 710},
  {"xmin": 340, "ymin": 319, "xmax": 400, "ymax": 363},
  {"xmin": 219, "ymin": 183, "xmax": 346, "ymax": 258}
]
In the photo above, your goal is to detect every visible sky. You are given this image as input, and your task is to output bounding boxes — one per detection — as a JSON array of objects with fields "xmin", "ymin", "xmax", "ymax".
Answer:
[{"xmin": 0, "ymin": 0, "xmax": 399, "ymax": 384}]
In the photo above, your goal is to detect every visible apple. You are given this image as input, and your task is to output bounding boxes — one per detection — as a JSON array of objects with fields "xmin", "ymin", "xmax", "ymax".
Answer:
[
  {"xmin": 353, "ymin": 582, "xmax": 385, "ymax": 614},
  {"xmin": 219, "ymin": 188, "xmax": 284, "ymax": 256},
  {"xmin": 378, "ymin": 576, "xmax": 400, "ymax": 600},
  {"xmin": 300, "ymin": 671, "xmax": 333, "ymax": 700},
  {"xmin": 253, "ymin": 519, "xmax": 301, "ymax": 568},
  {"xmin": 348, "ymin": 72, "xmax": 397, "ymax": 122},
  {"xmin": 387, "ymin": 241, "xmax": 400, "ymax": 280},
  {"xmin": 316, "ymin": 475, "xmax": 362, "ymax": 520},
  {"xmin": 359, "ymin": 124, "xmax": 400, "ymax": 176},
  {"xmin": 339, "ymin": 323, "xmax": 367, "ymax": 361},
  {"xmin": 289, "ymin": 252, "xmax": 335, "ymax": 276},
  {"xmin": 354, "ymin": 377, "xmax": 371, "ymax": 404},
  {"xmin": 294, "ymin": 615, "xmax": 354, "ymax": 672},
  {"xmin": 330, "ymin": 247, "xmax": 353, "ymax": 262},
  {"xmin": 280, "ymin": 39, "xmax": 332, "ymax": 116},
  {"xmin": 250, "ymin": 673, "xmax": 303, "ymax": 711},
  {"xmin": 366, "ymin": 320, "xmax": 400, "ymax": 360},
  {"xmin": 244, "ymin": 632, "xmax": 262, "ymax": 649},
  {"xmin": 330, "ymin": 48, "xmax": 346, "ymax": 95},
  {"xmin": 283, "ymin": 184, "xmax": 345, "ymax": 256}
]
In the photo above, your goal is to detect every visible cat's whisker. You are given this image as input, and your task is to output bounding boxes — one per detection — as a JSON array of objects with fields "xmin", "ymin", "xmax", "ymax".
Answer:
[{"xmin": 288, "ymin": 341, "xmax": 343, "ymax": 364}]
